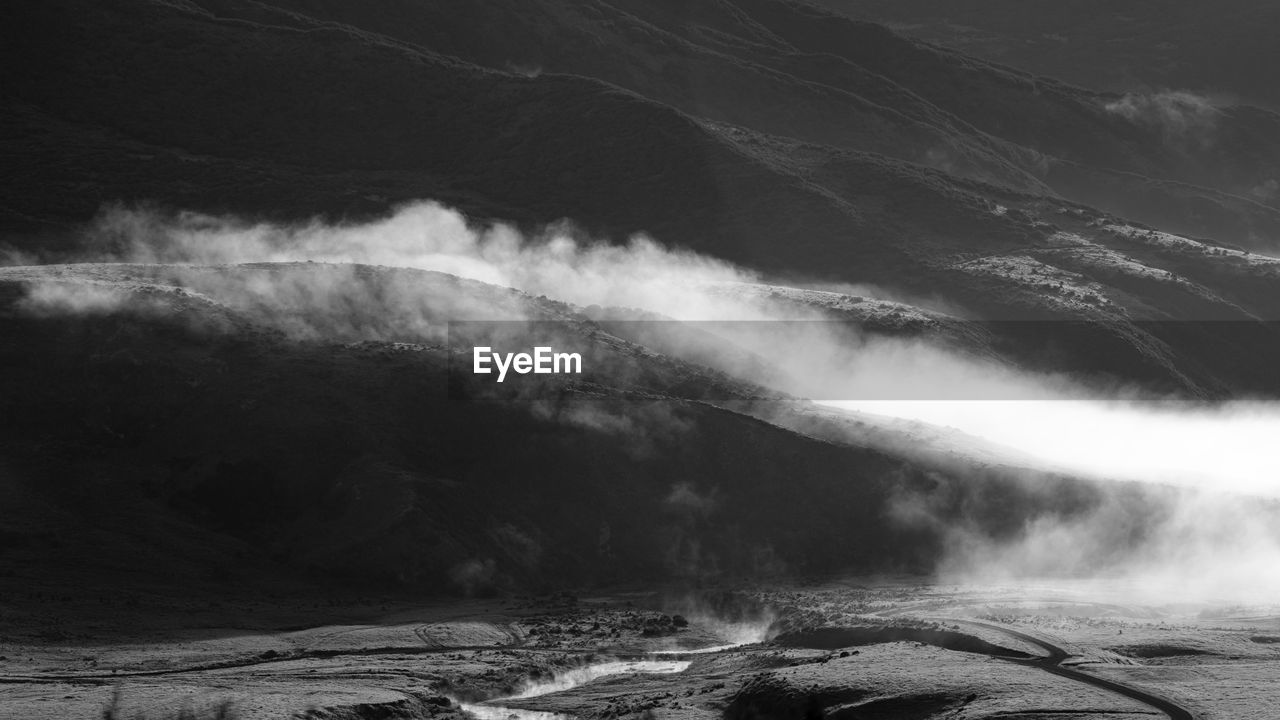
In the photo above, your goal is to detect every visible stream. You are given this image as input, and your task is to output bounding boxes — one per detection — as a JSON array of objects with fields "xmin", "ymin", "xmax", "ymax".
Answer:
[{"xmin": 457, "ymin": 659, "xmax": 691, "ymax": 720}]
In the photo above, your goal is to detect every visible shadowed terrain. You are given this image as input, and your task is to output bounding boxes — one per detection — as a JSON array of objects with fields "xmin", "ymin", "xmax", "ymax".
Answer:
[
  {"xmin": 8, "ymin": 1, "xmax": 1280, "ymax": 401},
  {"xmin": 0, "ymin": 262, "xmax": 1185, "ymax": 595}
]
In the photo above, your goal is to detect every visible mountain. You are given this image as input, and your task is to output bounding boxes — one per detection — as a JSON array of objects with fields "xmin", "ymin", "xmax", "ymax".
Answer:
[
  {"xmin": 4, "ymin": 1, "xmax": 1280, "ymax": 595},
  {"xmin": 6, "ymin": 0, "xmax": 1280, "ymax": 401},
  {"xmin": 821, "ymin": 0, "xmax": 1280, "ymax": 112},
  {"xmin": 0, "ymin": 262, "xmax": 1178, "ymax": 594}
]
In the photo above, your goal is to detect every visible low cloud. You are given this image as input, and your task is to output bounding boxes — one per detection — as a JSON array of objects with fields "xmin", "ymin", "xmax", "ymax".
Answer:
[
  {"xmin": 12, "ymin": 201, "xmax": 1076, "ymax": 405},
  {"xmin": 14, "ymin": 199, "xmax": 1280, "ymax": 600},
  {"xmin": 1104, "ymin": 90, "xmax": 1221, "ymax": 146},
  {"xmin": 78, "ymin": 202, "xmax": 755, "ymax": 321},
  {"xmin": 20, "ymin": 282, "xmax": 136, "ymax": 316},
  {"xmin": 922, "ymin": 484, "xmax": 1280, "ymax": 604}
]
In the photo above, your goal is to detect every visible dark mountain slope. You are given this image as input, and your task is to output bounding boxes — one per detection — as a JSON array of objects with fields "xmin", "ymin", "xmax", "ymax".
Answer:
[
  {"xmin": 822, "ymin": 0, "xmax": 1280, "ymax": 112},
  {"xmin": 245, "ymin": 0, "xmax": 1046, "ymax": 192},
  {"xmin": 8, "ymin": 0, "xmax": 1280, "ymax": 254},
  {"xmin": 6, "ymin": 1, "xmax": 1280, "ymax": 395},
  {"xmin": 0, "ymin": 263, "xmax": 1167, "ymax": 594},
  {"xmin": 247, "ymin": 0, "xmax": 1280, "ymax": 246},
  {"xmin": 2, "ymin": 1, "xmax": 926, "ymax": 282},
  {"xmin": 1, "ymin": 3, "xmax": 727, "ymax": 235}
]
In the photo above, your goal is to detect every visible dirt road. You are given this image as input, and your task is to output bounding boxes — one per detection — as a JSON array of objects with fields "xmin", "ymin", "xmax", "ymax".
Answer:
[{"xmin": 945, "ymin": 618, "xmax": 1199, "ymax": 720}]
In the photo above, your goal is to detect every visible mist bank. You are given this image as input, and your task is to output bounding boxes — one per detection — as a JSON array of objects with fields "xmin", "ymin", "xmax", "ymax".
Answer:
[
  {"xmin": 9, "ymin": 202, "xmax": 1186, "ymax": 404},
  {"xmin": 827, "ymin": 400, "xmax": 1280, "ymax": 496},
  {"xmin": 932, "ymin": 486, "xmax": 1280, "ymax": 604},
  {"xmin": 6, "ymin": 201, "xmax": 1280, "ymax": 600},
  {"xmin": 822, "ymin": 399, "xmax": 1280, "ymax": 602}
]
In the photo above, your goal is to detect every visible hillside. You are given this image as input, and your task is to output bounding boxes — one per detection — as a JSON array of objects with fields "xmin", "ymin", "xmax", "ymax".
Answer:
[
  {"xmin": 7, "ymin": 5, "xmax": 1280, "ymax": 717},
  {"xmin": 7, "ymin": 1, "xmax": 1280, "ymax": 401},
  {"xmin": 3, "ymin": 0, "xmax": 1280, "ymax": 592},
  {"xmin": 0, "ymin": 262, "xmax": 1184, "ymax": 596},
  {"xmin": 823, "ymin": 0, "xmax": 1280, "ymax": 112}
]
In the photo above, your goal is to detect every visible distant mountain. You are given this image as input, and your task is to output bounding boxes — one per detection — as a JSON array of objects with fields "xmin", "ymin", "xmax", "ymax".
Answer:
[
  {"xmin": 821, "ymin": 0, "xmax": 1280, "ymax": 112},
  {"xmin": 10, "ymin": 0, "xmax": 1280, "ymax": 249},
  {"xmin": 7, "ymin": 1, "xmax": 1280, "ymax": 397}
]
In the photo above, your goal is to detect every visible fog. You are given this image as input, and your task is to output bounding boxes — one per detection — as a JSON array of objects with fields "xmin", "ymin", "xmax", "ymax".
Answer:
[
  {"xmin": 828, "ymin": 400, "xmax": 1280, "ymax": 497},
  {"xmin": 82, "ymin": 202, "xmax": 757, "ymax": 321},
  {"xmin": 837, "ymin": 398, "xmax": 1280, "ymax": 602},
  {"xmin": 14, "ymin": 202, "xmax": 1084, "ymax": 402},
  {"xmin": 1104, "ymin": 90, "xmax": 1221, "ymax": 146},
  {"xmin": 12, "ymin": 199, "xmax": 1280, "ymax": 601},
  {"xmin": 929, "ymin": 485, "xmax": 1280, "ymax": 604}
]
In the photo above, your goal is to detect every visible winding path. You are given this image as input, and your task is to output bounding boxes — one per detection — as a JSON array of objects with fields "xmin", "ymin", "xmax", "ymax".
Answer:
[{"xmin": 942, "ymin": 618, "xmax": 1198, "ymax": 720}]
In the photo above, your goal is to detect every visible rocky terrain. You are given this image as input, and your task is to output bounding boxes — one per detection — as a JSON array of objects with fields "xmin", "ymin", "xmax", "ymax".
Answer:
[{"xmin": 5, "ymin": 582, "xmax": 1275, "ymax": 719}]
